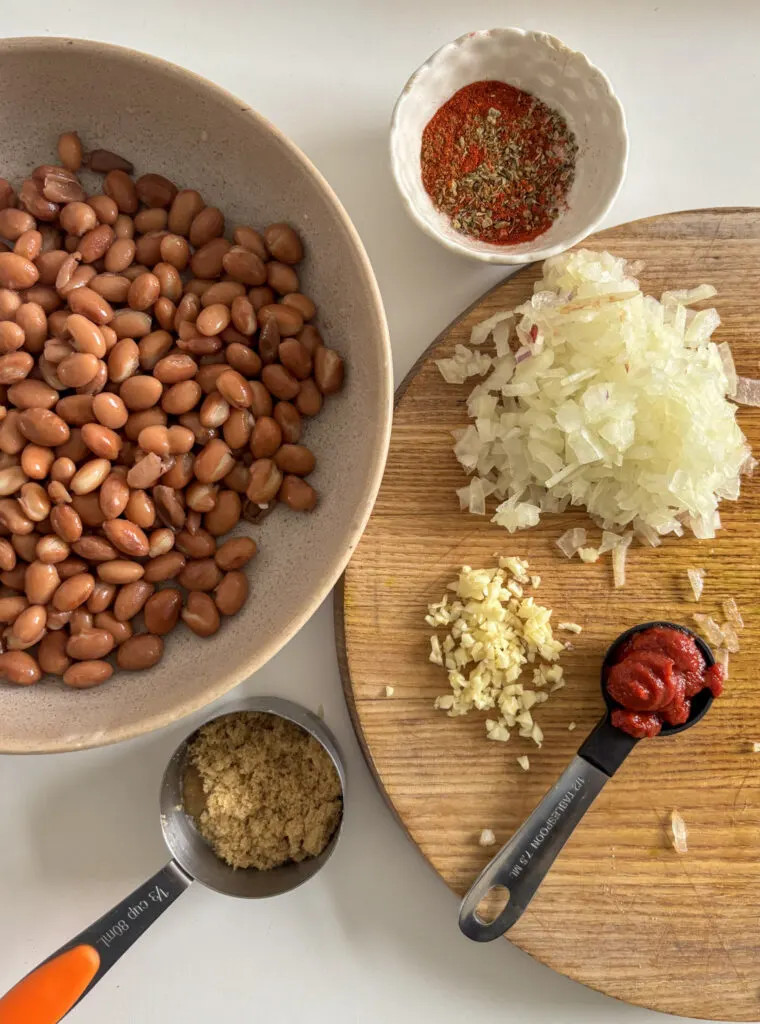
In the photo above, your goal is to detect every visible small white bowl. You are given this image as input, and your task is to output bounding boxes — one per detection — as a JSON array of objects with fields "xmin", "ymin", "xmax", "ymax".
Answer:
[{"xmin": 390, "ymin": 28, "xmax": 628, "ymax": 264}]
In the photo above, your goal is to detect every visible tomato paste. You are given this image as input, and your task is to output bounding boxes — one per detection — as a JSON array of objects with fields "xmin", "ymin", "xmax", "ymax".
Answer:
[{"xmin": 605, "ymin": 626, "xmax": 723, "ymax": 738}]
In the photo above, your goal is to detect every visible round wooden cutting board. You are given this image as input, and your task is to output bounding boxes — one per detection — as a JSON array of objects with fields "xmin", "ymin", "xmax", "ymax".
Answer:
[{"xmin": 338, "ymin": 209, "xmax": 760, "ymax": 1021}]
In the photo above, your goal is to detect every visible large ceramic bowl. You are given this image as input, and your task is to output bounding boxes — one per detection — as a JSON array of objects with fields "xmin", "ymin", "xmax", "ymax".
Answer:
[{"xmin": 0, "ymin": 38, "xmax": 392, "ymax": 753}]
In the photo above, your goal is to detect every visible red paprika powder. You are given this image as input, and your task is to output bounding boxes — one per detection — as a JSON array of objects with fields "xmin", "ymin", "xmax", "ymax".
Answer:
[{"xmin": 420, "ymin": 80, "xmax": 577, "ymax": 246}]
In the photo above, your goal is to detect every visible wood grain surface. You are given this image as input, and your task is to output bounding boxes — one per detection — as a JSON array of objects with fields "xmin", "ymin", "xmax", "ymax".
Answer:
[{"xmin": 337, "ymin": 210, "xmax": 760, "ymax": 1021}]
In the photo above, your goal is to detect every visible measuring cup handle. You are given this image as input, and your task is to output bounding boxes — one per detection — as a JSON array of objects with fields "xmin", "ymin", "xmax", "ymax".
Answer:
[
  {"xmin": 0, "ymin": 860, "xmax": 191, "ymax": 1024},
  {"xmin": 458, "ymin": 754, "xmax": 611, "ymax": 941}
]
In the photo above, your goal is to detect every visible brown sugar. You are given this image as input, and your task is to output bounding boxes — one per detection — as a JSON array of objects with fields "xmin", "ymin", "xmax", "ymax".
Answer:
[{"xmin": 184, "ymin": 711, "xmax": 343, "ymax": 871}]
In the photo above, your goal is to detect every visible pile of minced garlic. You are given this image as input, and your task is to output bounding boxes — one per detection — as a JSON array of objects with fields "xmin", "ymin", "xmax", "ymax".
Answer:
[
  {"xmin": 428, "ymin": 556, "xmax": 577, "ymax": 750},
  {"xmin": 185, "ymin": 712, "xmax": 342, "ymax": 871}
]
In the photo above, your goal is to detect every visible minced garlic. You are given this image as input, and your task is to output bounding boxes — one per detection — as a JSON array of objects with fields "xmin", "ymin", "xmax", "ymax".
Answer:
[{"xmin": 428, "ymin": 557, "xmax": 566, "ymax": 746}]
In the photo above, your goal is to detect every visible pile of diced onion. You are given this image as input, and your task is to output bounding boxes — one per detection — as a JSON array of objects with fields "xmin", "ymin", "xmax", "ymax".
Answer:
[{"xmin": 437, "ymin": 250, "xmax": 756, "ymax": 568}]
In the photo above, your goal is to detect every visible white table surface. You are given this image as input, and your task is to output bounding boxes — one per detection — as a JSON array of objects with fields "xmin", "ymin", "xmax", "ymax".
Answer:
[{"xmin": 0, "ymin": 1, "xmax": 756, "ymax": 1021}]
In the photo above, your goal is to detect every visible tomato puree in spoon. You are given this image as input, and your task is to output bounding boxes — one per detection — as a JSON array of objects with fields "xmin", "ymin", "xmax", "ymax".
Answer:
[{"xmin": 605, "ymin": 625, "xmax": 723, "ymax": 738}]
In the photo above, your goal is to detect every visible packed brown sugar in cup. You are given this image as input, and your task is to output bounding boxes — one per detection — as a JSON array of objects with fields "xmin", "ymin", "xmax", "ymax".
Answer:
[{"xmin": 185, "ymin": 711, "xmax": 342, "ymax": 870}]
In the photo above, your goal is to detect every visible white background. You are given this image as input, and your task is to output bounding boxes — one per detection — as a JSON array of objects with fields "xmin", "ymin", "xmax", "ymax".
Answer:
[{"xmin": 0, "ymin": 1, "xmax": 757, "ymax": 1022}]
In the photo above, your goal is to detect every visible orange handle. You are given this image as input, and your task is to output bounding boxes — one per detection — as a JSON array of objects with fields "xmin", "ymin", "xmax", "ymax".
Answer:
[{"xmin": 0, "ymin": 945, "xmax": 100, "ymax": 1024}]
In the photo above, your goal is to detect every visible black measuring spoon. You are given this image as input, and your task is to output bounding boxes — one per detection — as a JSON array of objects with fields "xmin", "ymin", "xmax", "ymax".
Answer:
[{"xmin": 458, "ymin": 621, "xmax": 715, "ymax": 941}]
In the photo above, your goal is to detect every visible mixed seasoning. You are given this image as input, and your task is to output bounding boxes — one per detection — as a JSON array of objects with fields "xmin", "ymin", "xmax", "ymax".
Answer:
[{"xmin": 420, "ymin": 80, "xmax": 577, "ymax": 246}]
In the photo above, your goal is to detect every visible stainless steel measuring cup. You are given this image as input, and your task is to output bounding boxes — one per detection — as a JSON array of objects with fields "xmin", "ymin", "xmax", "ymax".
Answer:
[
  {"xmin": 0, "ymin": 697, "xmax": 345, "ymax": 1023},
  {"xmin": 458, "ymin": 622, "xmax": 715, "ymax": 941}
]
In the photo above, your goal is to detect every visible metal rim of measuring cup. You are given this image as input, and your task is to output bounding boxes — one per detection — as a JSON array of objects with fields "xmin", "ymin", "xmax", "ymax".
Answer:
[{"xmin": 160, "ymin": 696, "xmax": 347, "ymax": 899}]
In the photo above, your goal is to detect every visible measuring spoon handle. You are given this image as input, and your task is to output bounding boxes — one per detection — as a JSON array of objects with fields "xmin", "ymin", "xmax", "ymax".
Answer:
[
  {"xmin": 458, "ymin": 755, "xmax": 610, "ymax": 941},
  {"xmin": 0, "ymin": 860, "xmax": 192, "ymax": 1024}
]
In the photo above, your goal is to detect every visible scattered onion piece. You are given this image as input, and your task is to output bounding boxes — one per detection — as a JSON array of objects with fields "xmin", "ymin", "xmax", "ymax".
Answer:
[
  {"xmin": 633, "ymin": 520, "xmax": 661, "ymax": 547},
  {"xmin": 470, "ymin": 310, "xmax": 513, "ymax": 347},
  {"xmin": 721, "ymin": 622, "xmax": 741, "ymax": 654},
  {"xmin": 491, "ymin": 498, "xmax": 540, "ymax": 532},
  {"xmin": 723, "ymin": 597, "xmax": 744, "ymax": 630},
  {"xmin": 670, "ymin": 810, "xmax": 688, "ymax": 854},
  {"xmin": 478, "ymin": 828, "xmax": 496, "ymax": 847},
  {"xmin": 733, "ymin": 376, "xmax": 760, "ymax": 407},
  {"xmin": 687, "ymin": 568, "xmax": 705, "ymax": 602},
  {"xmin": 465, "ymin": 477, "xmax": 487, "ymax": 515},
  {"xmin": 556, "ymin": 527, "xmax": 586, "ymax": 558},
  {"xmin": 599, "ymin": 531, "xmax": 625, "ymax": 555},
  {"xmin": 693, "ymin": 613, "xmax": 725, "ymax": 648},
  {"xmin": 718, "ymin": 343, "xmax": 738, "ymax": 397},
  {"xmin": 716, "ymin": 647, "xmax": 730, "ymax": 680},
  {"xmin": 662, "ymin": 284, "xmax": 717, "ymax": 306},
  {"xmin": 611, "ymin": 534, "xmax": 633, "ymax": 589}
]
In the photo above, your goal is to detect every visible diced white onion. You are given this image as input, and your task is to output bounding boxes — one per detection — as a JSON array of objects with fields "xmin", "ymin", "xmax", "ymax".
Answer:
[
  {"xmin": 633, "ymin": 520, "xmax": 661, "ymax": 547},
  {"xmin": 723, "ymin": 597, "xmax": 744, "ymax": 629},
  {"xmin": 693, "ymin": 613, "xmax": 725, "ymax": 648},
  {"xmin": 599, "ymin": 531, "xmax": 626, "ymax": 554},
  {"xmin": 662, "ymin": 284, "xmax": 717, "ymax": 306},
  {"xmin": 687, "ymin": 568, "xmax": 705, "ymax": 601},
  {"xmin": 670, "ymin": 810, "xmax": 688, "ymax": 854},
  {"xmin": 721, "ymin": 622, "xmax": 741, "ymax": 654},
  {"xmin": 718, "ymin": 342, "xmax": 737, "ymax": 397},
  {"xmin": 467, "ymin": 477, "xmax": 487, "ymax": 516},
  {"xmin": 612, "ymin": 534, "xmax": 632, "ymax": 589},
  {"xmin": 470, "ymin": 310, "xmax": 513, "ymax": 346},
  {"xmin": 478, "ymin": 828, "xmax": 496, "ymax": 847},
  {"xmin": 556, "ymin": 527, "xmax": 586, "ymax": 558},
  {"xmin": 438, "ymin": 250, "xmax": 750, "ymax": 544},
  {"xmin": 716, "ymin": 648, "xmax": 729, "ymax": 679},
  {"xmin": 734, "ymin": 376, "xmax": 760, "ymax": 407},
  {"xmin": 491, "ymin": 498, "xmax": 540, "ymax": 532}
]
